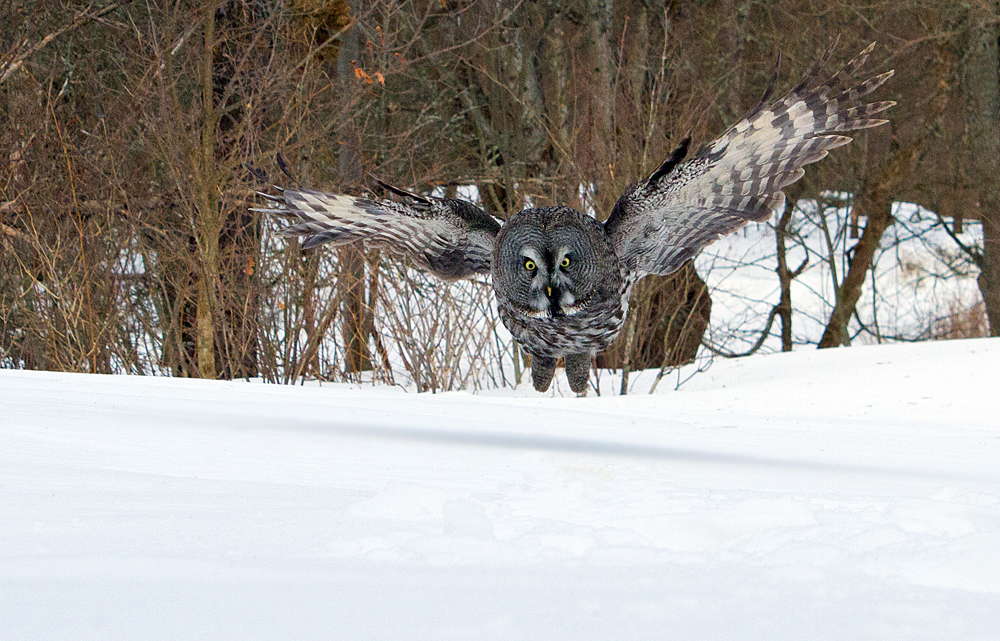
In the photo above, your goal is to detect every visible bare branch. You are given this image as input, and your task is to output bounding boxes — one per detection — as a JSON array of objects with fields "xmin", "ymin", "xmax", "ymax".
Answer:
[{"xmin": 0, "ymin": 2, "xmax": 123, "ymax": 86}]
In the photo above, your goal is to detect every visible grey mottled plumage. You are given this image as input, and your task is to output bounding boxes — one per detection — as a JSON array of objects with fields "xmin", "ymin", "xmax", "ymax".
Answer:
[
  {"xmin": 253, "ymin": 40, "xmax": 893, "ymax": 394},
  {"xmin": 267, "ymin": 182, "xmax": 500, "ymax": 281}
]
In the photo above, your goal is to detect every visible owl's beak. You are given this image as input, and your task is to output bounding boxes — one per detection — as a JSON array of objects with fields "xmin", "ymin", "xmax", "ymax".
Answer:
[{"xmin": 546, "ymin": 284, "xmax": 565, "ymax": 318}]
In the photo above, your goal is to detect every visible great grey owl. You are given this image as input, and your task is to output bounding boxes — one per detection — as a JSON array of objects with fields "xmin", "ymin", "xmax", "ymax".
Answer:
[{"xmin": 254, "ymin": 40, "xmax": 893, "ymax": 394}]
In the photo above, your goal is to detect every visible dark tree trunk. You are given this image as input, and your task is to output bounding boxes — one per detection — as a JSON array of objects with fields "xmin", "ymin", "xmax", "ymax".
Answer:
[
  {"xmin": 216, "ymin": 205, "xmax": 260, "ymax": 379},
  {"xmin": 597, "ymin": 262, "xmax": 711, "ymax": 371},
  {"xmin": 817, "ymin": 193, "xmax": 893, "ymax": 348},
  {"xmin": 817, "ymin": 129, "xmax": 923, "ymax": 348},
  {"xmin": 775, "ymin": 201, "xmax": 796, "ymax": 352},
  {"xmin": 962, "ymin": 8, "xmax": 1000, "ymax": 335}
]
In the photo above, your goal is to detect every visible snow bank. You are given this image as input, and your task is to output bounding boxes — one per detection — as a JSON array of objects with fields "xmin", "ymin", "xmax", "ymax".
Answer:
[{"xmin": 2, "ymin": 338, "xmax": 999, "ymax": 639}]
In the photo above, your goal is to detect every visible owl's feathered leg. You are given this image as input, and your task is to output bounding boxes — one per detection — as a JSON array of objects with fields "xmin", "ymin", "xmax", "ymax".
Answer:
[
  {"xmin": 530, "ymin": 355, "xmax": 557, "ymax": 392},
  {"xmin": 564, "ymin": 353, "xmax": 591, "ymax": 395}
]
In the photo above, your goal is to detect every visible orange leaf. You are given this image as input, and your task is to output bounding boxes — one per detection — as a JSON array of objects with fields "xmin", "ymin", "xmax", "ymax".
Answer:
[
  {"xmin": 374, "ymin": 71, "xmax": 385, "ymax": 85},
  {"xmin": 351, "ymin": 60, "xmax": 374, "ymax": 83}
]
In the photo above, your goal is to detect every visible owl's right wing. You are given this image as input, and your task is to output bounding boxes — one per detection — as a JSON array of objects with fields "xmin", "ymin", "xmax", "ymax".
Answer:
[
  {"xmin": 253, "ymin": 181, "xmax": 501, "ymax": 282},
  {"xmin": 604, "ymin": 39, "xmax": 894, "ymax": 280}
]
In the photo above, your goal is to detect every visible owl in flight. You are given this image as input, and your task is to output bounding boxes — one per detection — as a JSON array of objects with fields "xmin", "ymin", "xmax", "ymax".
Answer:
[{"xmin": 255, "ymin": 40, "xmax": 893, "ymax": 394}]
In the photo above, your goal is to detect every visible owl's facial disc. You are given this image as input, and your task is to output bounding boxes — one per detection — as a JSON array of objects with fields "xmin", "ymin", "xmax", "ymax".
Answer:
[{"xmin": 520, "ymin": 245, "xmax": 580, "ymax": 318}]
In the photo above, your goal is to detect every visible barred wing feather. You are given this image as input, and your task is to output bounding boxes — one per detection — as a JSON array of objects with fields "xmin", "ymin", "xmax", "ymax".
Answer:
[
  {"xmin": 253, "ymin": 185, "xmax": 501, "ymax": 282},
  {"xmin": 604, "ymin": 40, "xmax": 894, "ymax": 279}
]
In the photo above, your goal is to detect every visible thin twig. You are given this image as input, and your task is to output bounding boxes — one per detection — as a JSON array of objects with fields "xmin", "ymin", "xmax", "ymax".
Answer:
[{"xmin": 0, "ymin": 3, "xmax": 123, "ymax": 86}]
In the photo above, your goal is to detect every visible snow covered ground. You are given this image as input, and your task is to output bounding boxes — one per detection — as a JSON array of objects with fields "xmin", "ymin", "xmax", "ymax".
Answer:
[{"xmin": 2, "ymin": 338, "xmax": 999, "ymax": 640}]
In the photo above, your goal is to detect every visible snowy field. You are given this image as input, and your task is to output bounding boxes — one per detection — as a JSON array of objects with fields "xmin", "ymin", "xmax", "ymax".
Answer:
[{"xmin": 2, "ymin": 338, "xmax": 999, "ymax": 640}]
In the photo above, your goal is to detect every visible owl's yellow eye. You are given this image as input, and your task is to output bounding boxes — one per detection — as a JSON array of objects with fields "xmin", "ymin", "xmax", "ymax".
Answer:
[
  {"xmin": 560, "ymin": 256, "xmax": 571, "ymax": 268},
  {"xmin": 524, "ymin": 259, "xmax": 536, "ymax": 271}
]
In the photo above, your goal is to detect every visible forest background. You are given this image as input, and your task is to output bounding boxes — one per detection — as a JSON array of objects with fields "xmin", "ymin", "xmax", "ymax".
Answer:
[{"xmin": 1, "ymin": 0, "xmax": 997, "ymax": 392}]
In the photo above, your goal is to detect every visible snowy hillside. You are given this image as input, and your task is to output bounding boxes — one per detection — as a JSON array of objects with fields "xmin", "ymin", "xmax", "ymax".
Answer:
[{"xmin": 2, "ymin": 338, "xmax": 999, "ymax": 640}]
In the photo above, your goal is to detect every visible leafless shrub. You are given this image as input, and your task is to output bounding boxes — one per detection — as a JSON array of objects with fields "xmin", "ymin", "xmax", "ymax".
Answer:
[
  {"xmin": 373, "ymin": 263, "xmax": 510, "ymax": 392},
  {"xmin": 929, "ymin": 300, "xmax": 989, "ymax": 340}
]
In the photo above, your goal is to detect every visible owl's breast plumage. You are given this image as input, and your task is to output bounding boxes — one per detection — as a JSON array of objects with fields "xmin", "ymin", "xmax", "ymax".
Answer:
[{"xmin": 495, "ymin": 269, "xmax": 631, "ymax": 358}]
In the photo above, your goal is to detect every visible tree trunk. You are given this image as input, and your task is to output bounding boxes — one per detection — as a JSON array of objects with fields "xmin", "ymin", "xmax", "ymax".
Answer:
[
  {"xmin": 816, "ymin": 193, "xmax": 892, "ymax": 348},
  {"xmin": 597, "ymin": 262, "xmax": 711, "ymax": 370},
  {"xmin": 817, "ymin": 130, "xmax": 922, "ymax": 348},
  {"xmin": 775, "ymin": 198, "xmax": 798, "ymax": 352},
  {"xmin": 216, "ymin": 206, "xmax": 260, "ymax": 379},
  {"xmin": 337, "ymin": 0, "xmax": 372, "ymax": 374},
  {"xmin": 194, "ymin": 0, "xmax": 220, "ymax": 378},
  {"xmin": 962, "ymin": 6, "xmax": 1000, "ymax": 335}
]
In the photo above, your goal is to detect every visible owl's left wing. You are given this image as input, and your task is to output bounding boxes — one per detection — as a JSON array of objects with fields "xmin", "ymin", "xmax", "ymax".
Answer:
[
  {"xmin": 253, "ymin": 181, "xmax": 501, "ymax": 281},
  {"xmin": 604, "ymin": 40, "xmax": 894, "ymax": 279}
]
